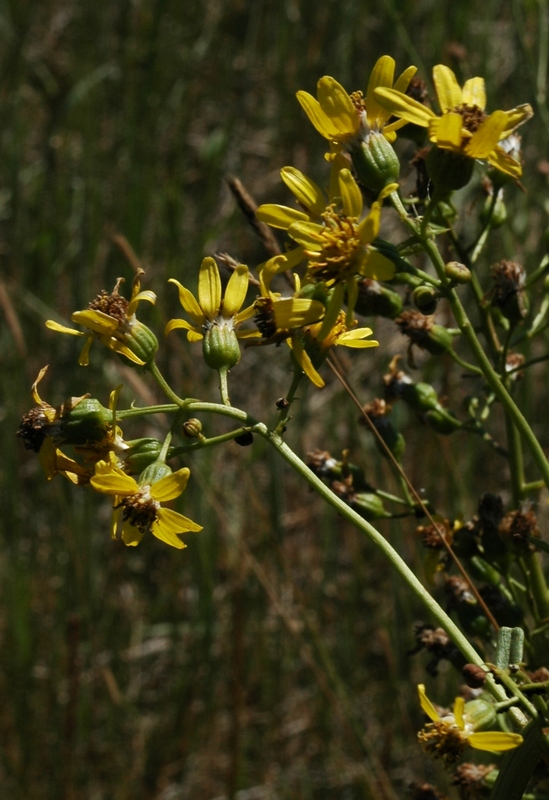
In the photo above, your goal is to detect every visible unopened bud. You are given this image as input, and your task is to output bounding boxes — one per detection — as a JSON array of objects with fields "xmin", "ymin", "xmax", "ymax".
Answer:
[
  {"xmin": 182, "ymin": 418, "xmax": 204, "ymax": 439},
  {"xmin": 445, "ymin": 261, "xmax": 471, "ymax": 284},
  {"xmin": 350, "ymin": 132, "xmax": 400, "ymax": 193},
  {"xmin": 412, "ymin": 286, "xmax": 438, "ymax": 315}
]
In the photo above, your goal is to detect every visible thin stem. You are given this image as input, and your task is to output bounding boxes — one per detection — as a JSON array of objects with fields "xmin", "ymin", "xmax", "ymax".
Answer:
[
  {"xmin": 169, "ymin": 427, "xmax": 252, "ymax": 455},
  {"xmin": 147, "ymin": 361, "xmax": 189, "ymax": 407},
  {"xmin": 275, "ymin": 365, "xmax": 303, "ymax": 435},
  {"xmin": 218, "ymin": 367, "xmax": 231, "ymax": 406},
  {"xmin": 447, "ymin": 347, "xmax": 483, "ymax": 375}
]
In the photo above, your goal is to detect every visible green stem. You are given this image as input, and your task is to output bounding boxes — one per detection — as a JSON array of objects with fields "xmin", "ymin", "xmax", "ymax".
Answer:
[
  {"xmin": 169, "ymin": 427, "xmax": 252, "ymax": 455},
  {"xmin": 117, "ymin": 404, "xmax": 181, "ymax": 420},
  {"xmin": 447, "ymin": 347, "xmax": 483, "ymax": 375},
  {"xmin": 147, "ymin": 361, "xmax": 189, "ymax": 407},
  {"xmin": 275, "ymin": 365, "xmax": 303, "ymax": 435},
  {"xmin": 524, "ymin": 551, "xmax": 549, "ymax": 622},
  {"xmin": 218, "ymin": 367, "xmax": 231, "ymax": 406}
]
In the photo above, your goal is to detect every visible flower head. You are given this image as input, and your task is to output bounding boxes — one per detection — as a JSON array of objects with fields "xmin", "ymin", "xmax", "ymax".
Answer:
[
  {"xmin": 90, "ymin": 455, "xmax": 202, "ymax": 549},
  {"xmin": 252, "ymin": 270, "xmax": 326, "ymax": 346},
  {"xmin": 296, "ymin": 56, "xmax": 416, "ymax": 153},
  {"xmin": 417, "ymin": 684, "xmax": 522, "ymax": 765},
  {"xmin": 375, "ymin": 65, "xmax": 533, "ymax": 177},
  {"xmin": 166, "ymin": 257, "xmax": 259, "ymax": 369},
  {"xmin": 46, "ymin": 275, "xmax": 157, "ymax": 366}
]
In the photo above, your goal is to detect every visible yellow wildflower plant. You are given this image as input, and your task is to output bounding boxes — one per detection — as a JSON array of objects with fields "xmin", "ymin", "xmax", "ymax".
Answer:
[
  {"xmin": 296, "ymin": 56, "xmax": 416, "ymax": 153},
  {"xmin": 290, "ymin": 312, "xmax": 379, "ymax": 388},
  {"xmin": 374, "ymin": 64, "xmax": 533, "ymax": 177},
  {"xmin": 417, "ymin": 684, "xmax": 523, "ymax": 765},
  {"xmin": 46, "ymin": 275, "xmax": 157, "ymax": 366},
  {"xmin": 90, "ymin": 454, "xmax": 202, "ymax": 549}
]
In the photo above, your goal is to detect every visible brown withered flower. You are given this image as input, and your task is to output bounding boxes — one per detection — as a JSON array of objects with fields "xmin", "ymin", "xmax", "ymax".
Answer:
[
  {"xmin": 452, "ymin": 763, "xmax": 496, "ymax": 793},
  {"xmin": 489, "ymin": 260, "xmax": 528, "ymax": 323},
  {"xmin": 498, "ymin": 508, "xmax": 539, "ymax": 554}
]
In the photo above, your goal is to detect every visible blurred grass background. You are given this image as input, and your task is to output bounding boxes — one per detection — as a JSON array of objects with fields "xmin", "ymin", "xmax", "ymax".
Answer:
[{"xmin": 3, "ymin": 0, "xmax": 549, "ymax": 797}]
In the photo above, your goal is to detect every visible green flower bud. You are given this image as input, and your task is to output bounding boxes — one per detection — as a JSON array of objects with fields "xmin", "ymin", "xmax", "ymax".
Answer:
[
  {"xmin": 426, "ymin": 147, "xmax": 475, "ymax": 194},
  {"xmin": 354, "ymin": 279, "xmax": 403, "ymax": 319},
  {"xmin": 463, "ymin": 697, "xmax": 497, "ymax": 732},
  {"xmin": 123, "ymin": 438, "xmax": 163, "ymax": 474},
  {"xmin": 445, "ymin": 261, "xmax": 472, "ymax": 284},
  {"xmin": 138, "ymin": 459, "xmax": 173, "ymax": 486},
  {"xmin": 480, "ymin": 194, "xmax": 507, "ymax": 228},
  {"xmin": 182, "ymin": 418, "xmax": 204, "ymax": 439},
  {"xmin": 202, "ymin": 324, "xmax": 241, "ymax": 370},
  {"xmin": 350, "ymin": 132, "xmax": 400, "ymax": 193},
  {"xmin": 350, "ymin": 492, "xmax": 390, "ymax": 521},
  {"xmin": 412, "ymin": 286, "xmax": 438, "ymax": 315},
  {"xmin": 122, "ymin": 320, "xmax": 159, "ymax": 365},
  {"xmin": 61, "ymin": 399, "xmax": 112, "ymax": 445}
]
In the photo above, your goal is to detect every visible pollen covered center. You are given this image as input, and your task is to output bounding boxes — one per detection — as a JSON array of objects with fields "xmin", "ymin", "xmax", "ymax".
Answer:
[
  {"xmin": 452, "ymin": 103, "xmax": 487, "ymax": 134},
  {"xmin": 118, "ymin": 487, "xmax": 160, "ymax": 534},
  {"xmin": 89, "ymin": 288, "xmax": 129, "ymax": 324},
  {"xmin": 306, "ymin": 205, "xmax": 361, "ymax": 282},
  {"xmin": 418, "ymin": 719, "xmax": 467, "ymax": 764}
]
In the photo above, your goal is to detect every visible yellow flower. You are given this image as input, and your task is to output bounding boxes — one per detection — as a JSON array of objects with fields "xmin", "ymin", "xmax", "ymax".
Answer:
[
  {"xmin": 290, "ymin": 312, "xmax": 379, "ymax": 388},
  {"xmin": 375, "ymin": 65, "xmax": 533, "ymax": 177},
  {"xmin": 286, "ymin": 173, "xmax": 398, "ymax": 324},
  {"xmin": 252, "ymin": 270, "xmax": 325, "ymax": 346},
  {"xmin": 417, "ymin": 684, "xmax": 523, "ymax": 765},
  {"xmin": 46, "ymin": 275, "xmax": 157, "ymax": 366},
  {"xmin": 296, "ymin": 56, "xmax": 416, "ymax": 152},
  {"xmin": 17, "ymin": 366, "xmax": 101, "ymax": 483},
  {"xmin": 166, "ymin": 257, "xmax": 258, "ymax": 341},
  {"xmin": 90, "ymin": 455, "xmax": 202, "ymax": 549}
]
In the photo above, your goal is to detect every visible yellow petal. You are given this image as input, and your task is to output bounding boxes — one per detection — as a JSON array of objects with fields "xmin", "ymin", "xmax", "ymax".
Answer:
[
  {"xmin": 45, "ymin": 320, "xmax": 85, "ymax": 337},
  {"xmin": 374, "ymin": 88, "xmax": 435, "ymax": 127},
  {"xmin": 198, "ymin": 256, "xmax": 221, "ymax": 319},
  {"xmin": 366, "ymin": 55, "xmax": 396, "ymax": 127},
  {"xmin": 317, "ymin": 76, "xmax": 359, "ymax": 136},
  {"xmin": 453, "ymin": 696, "xmax": 465, "ymax": 730},
  {"xmin": 127, "ymin": 289, "xmax": 156, "ymax": 316},
  {"xmin": 234, "ymin": 304, "xmax": 256, "ymax": 324},
  {"xmin": 296, "ymin": 90, "xmax": 341, "ymax": 140},
  {"xmin": 287, "ymin": 220, "xmax": 324, "ymax": 251},
  {"xmin": 467, "ymin": 731, "xmax": 523, "ymax": 752},
  {"xmin": 430, "ymin": 112, "xmax": 464, "ymax": 149},
  {"xmin": 418, "ymin": 684, "xmax": 440, "ymax": 723},
  {"xmin": 360, "ymin": 251, "xmax": 395, "ymax": 281},
  {"xmin": 273, "ymin": 298, "xmax": 325, "ymax": 329},
  {"xmin": 486, "ymin": 147, "xmax": 522, "ymax": 178},
  {"xmin": 256, "ymin": 204, "xmax": 309, "ymax": 230},
  {"xmin": 338, "ymin": 168, "xmax": 363, "ymax": 217},
  {"xmin": 223, "ymin": 263, "xmax": 249, "ymax": 317},
  {"xmin": 165, "ymin": 318, "xmax": 203, "ymax": 339},
  {"xmin": 78, "ymin": 336, "xmax": 94, "ymax": 366},
  {"xmin": 280, "ymin": 167, "xmax": 326, "ymax": 217},
  {"xmin": 335, "ymin": 329, "xmax": 378, "ymax": 348},
  {"xmin": 38, "ymin": 437, "xmax": 59, "ymax": 481},
  {"xmin": 499, "ymin": 103, "xmax": 533, "ymax": 138},
  {"xmin": 91, "ymin": 470, "xmax": 139, "ymax": 496},
  {"xmin": 462, "ymin": 77, "xmax": 486, "ymax": 110},
  {"xmin": 168, "ymin": 279, "xmax": 204, "ymax": 326},
  {"xmin": 103, "ymin": 337, "xmax": 146, "ymax": 365},
  {"xmin": 159, "ymin": 507, "xmax": 203, "ymax": 533},
  {"xmin": 72, "ymin": 309, "xmax": 119, "ymax": 335},
  {"xmin": 358, "ymin": 204, "xmax": 381, "ymax": 245},
  {"xmin": 433, "ymin": 64, "xmax": 463, "ymax": 111},
  {"xmin": 31, "ymin": 365, "xmax": 49, "ymax": 405},
  {"xmin": 466, "ymin": 110, "xmax": 509, "ymax": 158},
  {"xmin": 121, "ymin": 521, "xmax": 144, "ymax": 547},
  {"xmin": 151, "ymin": 467, "xmax": 190, "ymax": 502},
  {"xmin": 393, "ymin": 65, "xmax": 418, "ymax": 95},
  {"xmin": 290, "ymin": 336, "xmax": 325, "ymax": 388}
]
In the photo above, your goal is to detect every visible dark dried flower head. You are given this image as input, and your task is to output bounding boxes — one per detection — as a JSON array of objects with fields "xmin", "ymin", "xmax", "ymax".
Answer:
[
  {"xmin": 408, "ymin": 782, "xmax": 449, "ymax": 800},
  {"xmin": 462, "ymin": 663, "xmax": 487, "ymax": 689},
  {"xmin": 396, "ymin": 310, "xmax": 434, "ymax": 344},
  {"xmin": 499, "ymin": 509, "xmax": 539, "ymax": 553},
  {"xmin": 505, "ymin": 352, "xmax": 525, "ymax": 380},
  {"xmin": 417, "ymin": 519, "xmax": 453, "ymax": 549},
  {"xmin": 489, "ymin": 260, "xmax": 528, "ymax": 322}
]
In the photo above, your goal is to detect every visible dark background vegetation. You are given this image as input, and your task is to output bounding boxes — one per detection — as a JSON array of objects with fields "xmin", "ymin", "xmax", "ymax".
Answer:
[{"xmin": 3, "ymin": 0, "xmax": 549, "ymax": 797}]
